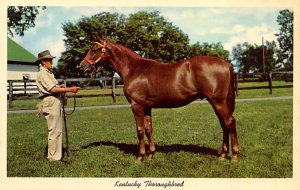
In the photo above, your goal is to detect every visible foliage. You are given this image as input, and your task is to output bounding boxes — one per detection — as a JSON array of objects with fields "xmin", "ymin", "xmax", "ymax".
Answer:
[
  {"xmin": 58, "ymin": 11, "xmax": 229, "ymax": 78},
  {"xmin": 57, "ymin": 12, "xmax": 126, "ymax": 78},
  {"xmin": 275, "ymin": 9, "xmax": 293, "ymax": 71},
  {"xmin": 232, "ymin": 41, "xmax": 277, "ymax": 73},
  {"xmin": 124, "ymin": 11, "xmax": 190, "ymax": 63},
  {"xmin": 232, "ymin": 9, "xmax": 293, "ymax": 72},
  {"xmin": 7, "ymin": 6, "xmax": 46, "ymax": 37},
  {"xmin": 189, "ymin": 42, "xmax": 230, "ymax": 61}
]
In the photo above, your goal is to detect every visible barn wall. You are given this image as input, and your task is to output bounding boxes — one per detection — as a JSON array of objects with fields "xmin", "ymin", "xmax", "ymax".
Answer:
[{"xmin": 7, "ymin": 64, "xmax": 39, "ymax": 80}]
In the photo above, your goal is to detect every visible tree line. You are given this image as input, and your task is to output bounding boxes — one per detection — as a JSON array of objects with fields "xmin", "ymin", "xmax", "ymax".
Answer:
[
  {"xmin": 8, "ymin": 7, "xmax": 293, "ymax": 78},
  {"xmin": 232, "ymin": 9, "xmax": 293, "ymax": 73}
]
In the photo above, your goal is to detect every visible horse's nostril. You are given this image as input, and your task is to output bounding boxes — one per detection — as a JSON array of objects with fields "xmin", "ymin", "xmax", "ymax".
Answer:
[{"xmin": 79, "ymin": 61, "xmax": 88, "ymax": 71}]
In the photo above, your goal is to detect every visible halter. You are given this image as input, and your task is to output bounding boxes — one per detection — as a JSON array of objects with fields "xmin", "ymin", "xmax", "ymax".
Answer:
[
  {"xmin": 83, "ymin": 41, "xmax": 106, "ymax": 71},
  {"xmin": 93, "ymin": 41, "xmax": 105, "ymax": 48},
  {"xmin": 83, "ymin": 41, "xmax": 106, "ymax": 65}
]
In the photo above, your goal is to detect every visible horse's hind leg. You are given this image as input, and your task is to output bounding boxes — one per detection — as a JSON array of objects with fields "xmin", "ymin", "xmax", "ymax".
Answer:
[
  {"xmin": 210, "ymin": 99, "xmax": 239, "ymax": 161},
  {"xmin": 144, "ymin": 107, "xmax": 156, "ymax": 160},
  {"xmin": 228, "ymin": 116, "xmax": 239, "ymax": 161}
]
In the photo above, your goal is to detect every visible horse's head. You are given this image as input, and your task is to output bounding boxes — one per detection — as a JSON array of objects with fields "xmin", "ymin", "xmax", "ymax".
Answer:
[{"xmin": 80, "ymin": 38, "xmax": 109, "ymax": 73}]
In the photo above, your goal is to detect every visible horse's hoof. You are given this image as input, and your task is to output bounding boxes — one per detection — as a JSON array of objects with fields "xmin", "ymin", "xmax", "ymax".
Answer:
[
  {"xmin": 134, "ymin": 156, "xmax": 143, "ymax": 163},
  {"xmin": 218, "ymin": 153, "xmax": 227, "ymax": 161},
  {"xmin": 231, "ymin": 154, "xmax": 238, "ymax": 162},
  {"xmin": 146, "ymin": 154, "xmax": 154, "ymax": 161}
]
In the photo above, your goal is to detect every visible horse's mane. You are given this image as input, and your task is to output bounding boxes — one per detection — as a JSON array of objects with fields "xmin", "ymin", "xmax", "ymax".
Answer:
[{"xmin": 103, "ymin": 38, "xmax": 160, "ymax": 65}]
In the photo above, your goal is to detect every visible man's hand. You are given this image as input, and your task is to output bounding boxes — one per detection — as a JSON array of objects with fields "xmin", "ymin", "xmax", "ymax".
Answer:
[{"xmin": 70, "ymin": 86, "xmax": 80, "ymax": 93}]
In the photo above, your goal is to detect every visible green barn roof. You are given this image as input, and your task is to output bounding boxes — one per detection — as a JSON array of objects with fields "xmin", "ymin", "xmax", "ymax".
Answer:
[{"xmin": 7, "ymin": 37, "xmax": 37, "ymax": 63}]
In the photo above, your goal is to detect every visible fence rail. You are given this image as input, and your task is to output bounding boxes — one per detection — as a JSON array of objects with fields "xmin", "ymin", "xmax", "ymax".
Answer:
[
  {"xmin": 7, "ymin": 72, "xmax": 293, "ymax": 108},
  {"xmin": 234, "ymin": 71, "xmax": 293, "ymax": 96},
  {"xmin": 7, "ymin": 76, "xmax": 122, "ymax": 108}
]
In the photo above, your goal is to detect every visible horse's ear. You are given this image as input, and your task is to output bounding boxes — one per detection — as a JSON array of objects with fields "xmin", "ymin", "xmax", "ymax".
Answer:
[
  {"xmin": 96, "ymin": 36, "xmax": 102, "ymax": 42},
  {"xmin": 97, "ymin": 37, "xmax": 107, "ymax": 45},
  {"xmin": 91, "ymin": 34, "xmax": 98, "ymax": 42}
]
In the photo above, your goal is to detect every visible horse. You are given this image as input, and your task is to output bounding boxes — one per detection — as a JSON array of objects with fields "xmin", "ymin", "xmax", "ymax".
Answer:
[{"xmin": 80, "ymin": 37, "xmax": 239, "ymax": 162}]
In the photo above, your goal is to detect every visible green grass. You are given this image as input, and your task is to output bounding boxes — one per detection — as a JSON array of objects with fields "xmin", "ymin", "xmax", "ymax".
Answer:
[
  {"xmin": 7, "ymin": 99, "xmax": 293, "ymax": 177},
  {"xmin": 6, "ymin": 81, "xmax": 293, "ymax": 177}
]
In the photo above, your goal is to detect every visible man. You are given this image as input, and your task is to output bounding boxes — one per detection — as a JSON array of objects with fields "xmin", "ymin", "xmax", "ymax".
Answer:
[{"xmin": 36, "ymin": 50, "xmax": 79, "ymax": 162}]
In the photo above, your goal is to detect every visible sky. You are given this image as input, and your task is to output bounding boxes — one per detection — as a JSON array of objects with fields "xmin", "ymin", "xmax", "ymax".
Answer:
[{"xmin": 10, "ymin": 6, "xmax": 287, "ymax": 65}]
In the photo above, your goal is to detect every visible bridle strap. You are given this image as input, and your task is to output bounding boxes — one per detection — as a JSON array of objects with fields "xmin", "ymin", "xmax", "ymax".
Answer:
[
  {"xmin": 95, "ymin": 54, "xmax": 103, "ymax": 63},
  {"xmin": 93, "ymin": 41, "xmax": 105, "ymax": 47},
  {"xmin": 84, "ymin": 57, "xmax": 97, "ymax": 65},
  {"xmin": 84, "ymin": 41, "xmax": 106, "ymax": 65}
]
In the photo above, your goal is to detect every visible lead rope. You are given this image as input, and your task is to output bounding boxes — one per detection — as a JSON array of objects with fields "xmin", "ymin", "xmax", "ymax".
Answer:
[
  {"xmin": 61, "ymin": 92, "xmax": 77, "ymax": 157},
  {"xmin": 64, "ymin": 92, "xmax": 77, "ymax": 115}
]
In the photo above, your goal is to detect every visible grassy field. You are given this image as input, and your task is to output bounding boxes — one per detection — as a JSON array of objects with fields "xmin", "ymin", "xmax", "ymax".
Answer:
[{"xmin": 7, "ymin": 87, "xmax": 293, "ymax": 177}]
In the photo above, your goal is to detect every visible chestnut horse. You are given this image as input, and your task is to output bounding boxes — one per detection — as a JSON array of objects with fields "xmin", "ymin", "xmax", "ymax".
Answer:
[{"xmin": 80, "ymin": 38, "xmax": 239, "ymax": 162}]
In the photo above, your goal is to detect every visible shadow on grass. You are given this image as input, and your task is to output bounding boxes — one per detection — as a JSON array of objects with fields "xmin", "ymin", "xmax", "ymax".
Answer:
[{"xmin": 81, "ymin": 141, "xmax": 218, "ymax": 156}]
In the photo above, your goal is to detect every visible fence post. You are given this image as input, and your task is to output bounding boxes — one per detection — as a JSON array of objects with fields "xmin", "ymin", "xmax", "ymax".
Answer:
[
  {"xmin": 8, "ymin": 80, "xmax": 13, "ymax": 108},
  {"xmin": 62, "ymin": 79, "xmax": 68, "ymax": 106},
  {"xmin": 104, "ymin": 79, "xmax": 107, "ymax": 88},
  {"xmin": 235, "ymin": 73, "xmax": 239, "ymax": 96},
  {"xmin": 268, "ymin": 71, "xmax": 272, "ymax": 95},
  {"xmin": 63, "ymin": 78, "xmax": 67, "ymax": 87},
  {"xmin": 111, "ymin": 75, "xmax": 116, "ymax": 103},
  {"xmin": 24, "ymin": 80, "xmax": 28, "ymax": 95}
]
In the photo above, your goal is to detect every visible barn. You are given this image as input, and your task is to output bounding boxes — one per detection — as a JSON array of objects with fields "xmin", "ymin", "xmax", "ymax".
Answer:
[{"xmin": 7, "ymin": 37, "xmax": 38, "ymax": 80}]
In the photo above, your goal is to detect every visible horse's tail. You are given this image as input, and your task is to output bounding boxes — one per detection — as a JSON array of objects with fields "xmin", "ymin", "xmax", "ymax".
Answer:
[{"xmin": 227, "ymin": 65, "xmax": 236, "ymax": 115}]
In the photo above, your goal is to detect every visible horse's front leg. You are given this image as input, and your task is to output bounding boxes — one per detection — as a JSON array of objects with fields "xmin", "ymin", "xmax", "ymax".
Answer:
[
  {"xmin": 144, "ymin": 107, "xmax": 155, "ymax": 160},
  {"xmin": 131, "ymin": 102, "xmax": 146, "ymax": 163}
]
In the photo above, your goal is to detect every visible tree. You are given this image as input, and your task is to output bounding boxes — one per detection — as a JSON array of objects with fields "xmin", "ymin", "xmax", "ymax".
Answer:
[
  {"xmin": 58, "ymin": 11, "xmax": 192, "ymax": 77},
  {"xmin": 58, "ymin": 12, "xmax": 126, "ymax": 78},
  {"xmin": 124, "ymin": 11, "xmax": 190, "ymax": 63},
  {"xmin": 232, "ymin": 41, "xmax": 277, "ymax": 73},
  {"xmin": 58, "ymin": 11, "xmax": 230, "ymax": 78},
  {"xmin": 7, "ymin": 6, "xmax": 46, "ymax": 37},
  {"xmin": 276, "ymin": 9, "xmax": 293, "ymax": 71},
  {"xmin": 189, "ymin": 42, "xmax": 230, "ymax": 61}
]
